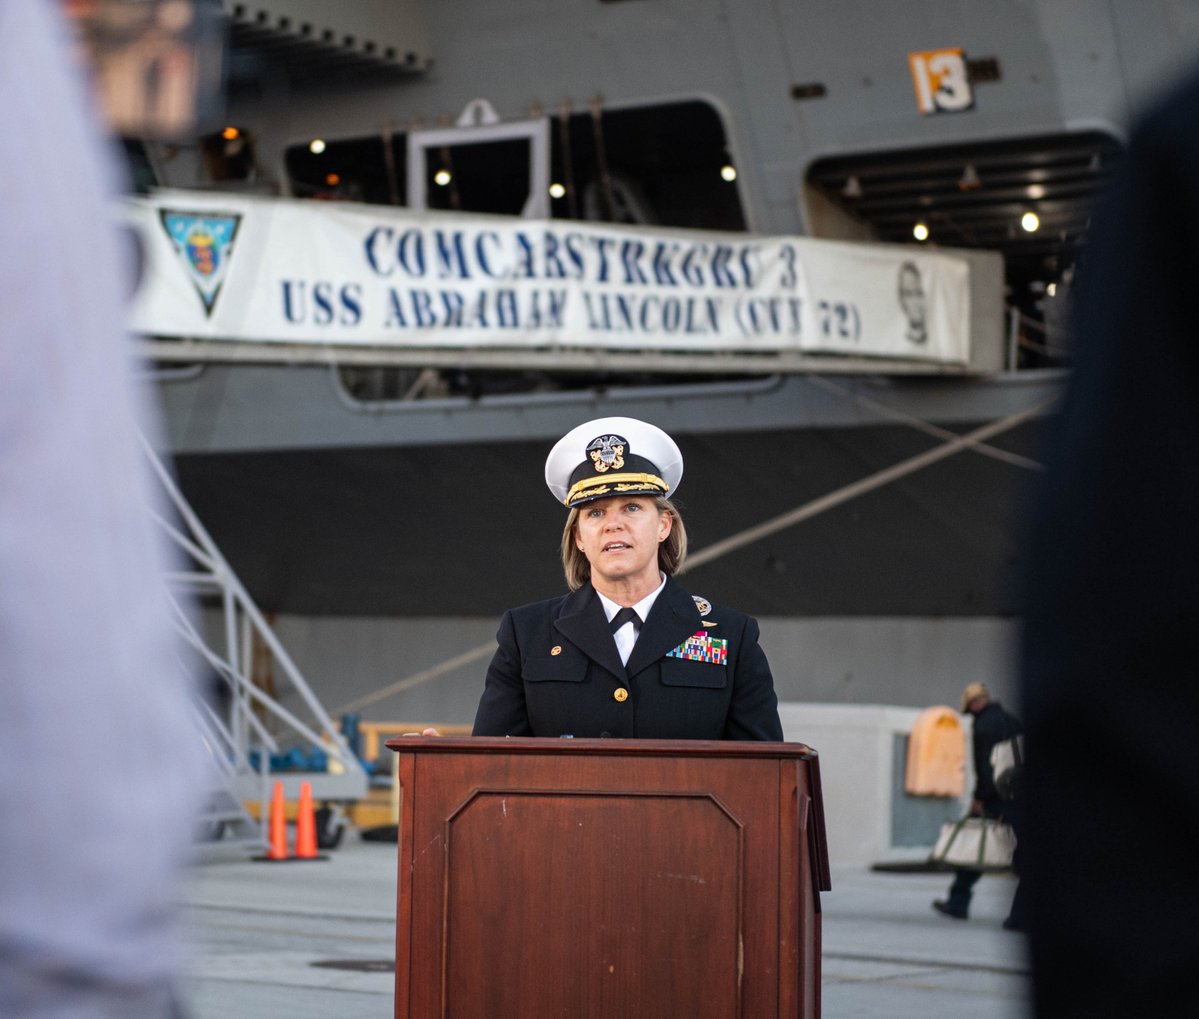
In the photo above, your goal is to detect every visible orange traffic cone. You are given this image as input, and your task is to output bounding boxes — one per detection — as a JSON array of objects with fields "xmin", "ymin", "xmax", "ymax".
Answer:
[
  {"xmin": 265, "ymin": 779, "xmax": 288, "ymax": 860},
  {"xmin": 295, "ymin": 780, "xmax": 318, "ymax": 859}
]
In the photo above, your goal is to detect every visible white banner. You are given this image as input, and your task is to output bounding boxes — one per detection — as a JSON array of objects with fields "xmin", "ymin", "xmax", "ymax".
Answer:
[{"xmin": 126, "ymin": 190, "xmax": 971, "ymax": 364}]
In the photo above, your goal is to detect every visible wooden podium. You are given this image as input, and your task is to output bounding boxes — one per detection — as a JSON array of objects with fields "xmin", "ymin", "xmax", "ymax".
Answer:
[{"xmin": 385, "ymin": 736, "xmax": 831, "ymax": 1018}]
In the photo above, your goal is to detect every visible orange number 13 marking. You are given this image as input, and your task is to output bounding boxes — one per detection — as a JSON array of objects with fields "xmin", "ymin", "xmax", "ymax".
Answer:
[{"xmin": 908, "ymin": 48, "xmax": 974, "ymax": 115}]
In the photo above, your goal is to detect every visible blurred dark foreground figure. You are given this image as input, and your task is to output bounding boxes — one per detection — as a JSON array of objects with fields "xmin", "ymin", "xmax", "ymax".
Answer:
[{"xmin": 1021, "ymin": 69, "xmax": 1199, "ymax": 1018}]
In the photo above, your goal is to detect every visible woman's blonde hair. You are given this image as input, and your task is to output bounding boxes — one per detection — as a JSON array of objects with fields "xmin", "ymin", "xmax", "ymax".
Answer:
[{"xmin": 560, "ymin": 496, "xmax": 687, "ymax": 591}]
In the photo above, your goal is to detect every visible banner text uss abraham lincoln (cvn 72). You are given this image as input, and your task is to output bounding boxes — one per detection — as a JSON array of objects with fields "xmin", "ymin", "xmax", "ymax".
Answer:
[{"xmin": 128, "ymin": 190, "xmax": 972, "ymax": 365}]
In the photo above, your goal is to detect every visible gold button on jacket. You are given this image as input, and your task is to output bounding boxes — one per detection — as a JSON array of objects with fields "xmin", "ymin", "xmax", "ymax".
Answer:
[{"xmin": 613, "ymin": 687, "xmax": 629, "ymax": 702}]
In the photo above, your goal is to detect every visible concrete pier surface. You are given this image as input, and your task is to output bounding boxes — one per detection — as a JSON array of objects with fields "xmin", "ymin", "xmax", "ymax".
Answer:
[{"xmin": 179, "ymin": 834, "xmax": 1029, "ymax": 1018}]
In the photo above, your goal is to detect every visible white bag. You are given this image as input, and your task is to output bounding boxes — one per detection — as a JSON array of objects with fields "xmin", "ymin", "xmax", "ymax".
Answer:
[
  {"xmin": 989, "ymin": 734, "xmax": 1024, "ymax": 800},
  {"xmin": 930, "ymin": 816, "xmax": 1016, "ymax": 871}
]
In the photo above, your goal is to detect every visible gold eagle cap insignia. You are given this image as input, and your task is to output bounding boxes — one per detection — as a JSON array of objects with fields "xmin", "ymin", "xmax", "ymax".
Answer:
[{"xmin": 586, "ymin": 434, "xmax": 626, "ymax": 473}]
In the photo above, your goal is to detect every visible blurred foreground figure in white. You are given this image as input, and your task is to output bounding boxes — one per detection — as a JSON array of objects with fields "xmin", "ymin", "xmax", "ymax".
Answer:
[{"xmin": 0, "ymin": 2, "xmax": 204, "ymax": 1017}]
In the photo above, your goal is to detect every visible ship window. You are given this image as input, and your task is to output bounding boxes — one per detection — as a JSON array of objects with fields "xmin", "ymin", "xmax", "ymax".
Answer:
[
  {"xmin": 408, "ymin": 116, "xmax": 549, "ymax": 217},
  {"xmin": 286, "ymin": 135, "xmax": 401, "ymax": 203},
  {"xmin": 555, "ymin": 100, "xmax": 747, "ymax": 231},
  {"xmin": 420, "ymin": 137, "xmax": 533, "ymax": 216},
  {"xmin": 283, "ymin": 98, "xmax": 745, "ymax": 231}
]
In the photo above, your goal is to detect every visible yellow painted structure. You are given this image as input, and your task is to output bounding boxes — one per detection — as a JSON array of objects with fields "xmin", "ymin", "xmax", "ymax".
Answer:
[{"xmin": 904, "ymin": 705, "xmax": 966, "ymax": 797}]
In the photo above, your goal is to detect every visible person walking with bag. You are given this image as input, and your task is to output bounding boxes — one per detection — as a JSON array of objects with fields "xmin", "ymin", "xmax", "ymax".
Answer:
[{"xmin": 933, "ymin": 682, "xmax": 1026, "ymax": 929}]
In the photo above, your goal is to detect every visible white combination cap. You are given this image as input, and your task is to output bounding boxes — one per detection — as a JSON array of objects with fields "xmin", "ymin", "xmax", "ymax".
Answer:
[{"xmin": 544, "ymin": 416, "xmax": 684, "ymax": 508}]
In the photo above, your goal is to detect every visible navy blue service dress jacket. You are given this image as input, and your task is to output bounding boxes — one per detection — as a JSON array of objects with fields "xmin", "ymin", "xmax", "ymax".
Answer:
[
  {"xmin": 969, "ymin": 701, "xmax": 1023, "ymax": 812},
  {"xmin": 472, "ymin": 577, "xmax": 783, "ymax": 740}
]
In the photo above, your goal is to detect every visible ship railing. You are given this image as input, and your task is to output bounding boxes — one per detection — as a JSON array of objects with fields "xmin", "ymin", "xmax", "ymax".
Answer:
[{"xmin": 1006, "ymin": 305, "xmax": 1072, "ymax": 367}]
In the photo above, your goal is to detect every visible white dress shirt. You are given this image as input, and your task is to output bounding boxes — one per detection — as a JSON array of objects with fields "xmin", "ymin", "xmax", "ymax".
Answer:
[{"xmin": 597, "ymin": 574, "xmax": 667, "ymax": 666}]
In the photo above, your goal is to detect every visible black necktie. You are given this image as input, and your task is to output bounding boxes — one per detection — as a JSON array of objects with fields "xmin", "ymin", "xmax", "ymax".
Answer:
[{"xmin": 610, "ymin": 607, "xmax": 641, "ymax": 633}]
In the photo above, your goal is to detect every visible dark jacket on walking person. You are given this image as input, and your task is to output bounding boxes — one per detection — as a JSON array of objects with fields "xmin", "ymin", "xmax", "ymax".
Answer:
[{"xmin": 969, "ymin": 697, "xmax": 1023, "ymax": 813}]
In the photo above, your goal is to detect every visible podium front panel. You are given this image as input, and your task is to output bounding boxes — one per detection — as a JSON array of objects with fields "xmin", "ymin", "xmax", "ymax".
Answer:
[
  {"xmin": 389, "ymin": 738, "xmax": 828, "ymax": 1019},
  {"xmin": 447, "ymin": 789, "xmax": 743, "ymax": 1015}
]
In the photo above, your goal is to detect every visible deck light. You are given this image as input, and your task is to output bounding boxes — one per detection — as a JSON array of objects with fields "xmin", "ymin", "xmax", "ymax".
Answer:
[
  {"xmin": 549, "ymin": 182, "xmax": 566, "ymax": 199},
  {"xmin": 913, "ymin": 222, "xmax": 930, "ymax": 241},
  {"xmin": 434, "ymin": 169, "xmax": 452, "ymax": 187},
  {"xmin": 720, "ymin": 164, "xmax": 737, "ymax": 182},
  {"xmin": 1021, "ymin": 211, "xmax": 1040, "ymax": 233},
  {"xmin": 309, "ymin": 138, "xmax": 326, "ymax": 154}
]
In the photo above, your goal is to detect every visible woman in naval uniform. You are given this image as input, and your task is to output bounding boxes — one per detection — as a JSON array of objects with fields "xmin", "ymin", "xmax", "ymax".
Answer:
[{"xmin": 472, "ymin": 417, "xmax": 782, "ymax": 740}]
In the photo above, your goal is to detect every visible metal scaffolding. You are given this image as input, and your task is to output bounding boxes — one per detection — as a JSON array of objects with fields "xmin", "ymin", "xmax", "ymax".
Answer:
[{"xmin": 140, "ymin": 435, "xmax": 368, "ymax": 850}]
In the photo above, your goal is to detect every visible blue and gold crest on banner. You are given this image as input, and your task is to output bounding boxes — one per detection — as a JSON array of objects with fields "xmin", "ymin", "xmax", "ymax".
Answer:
[{"xmin": 159, "ymin": 210, "xmax": 241, "ymax": 316}]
